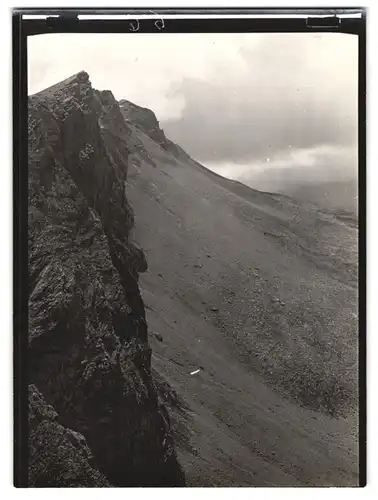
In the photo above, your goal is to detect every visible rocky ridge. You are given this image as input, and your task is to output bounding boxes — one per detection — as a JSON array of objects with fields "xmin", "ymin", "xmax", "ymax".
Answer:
[
  {"xmin": 119, "ymin": 99, "xmax": 169, "ymax": 150},
  {"xmin": 28, "ymin": 71, "xmax": 185, "ymax": 487}
]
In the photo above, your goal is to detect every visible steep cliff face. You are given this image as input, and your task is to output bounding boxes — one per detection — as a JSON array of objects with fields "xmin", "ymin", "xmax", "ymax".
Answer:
[{"xmin": 28, "ymin": 71, "xmax": 185, "ymax": 487}]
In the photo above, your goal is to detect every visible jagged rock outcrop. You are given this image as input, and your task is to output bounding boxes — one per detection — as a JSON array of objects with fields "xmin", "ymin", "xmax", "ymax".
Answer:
[
  {"xmin": 28, "ymin": 71, "xmax": 185, "ymax": 487},
  {"xmin": 119, "ymin": 99, "xmax": 169, "ymax": 150}
]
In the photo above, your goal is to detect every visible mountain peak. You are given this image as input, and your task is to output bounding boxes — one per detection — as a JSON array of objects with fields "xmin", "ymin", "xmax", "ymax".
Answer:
[{"xmin": 119, "ymin": 98, "xmax": 168, "ymax": 149}]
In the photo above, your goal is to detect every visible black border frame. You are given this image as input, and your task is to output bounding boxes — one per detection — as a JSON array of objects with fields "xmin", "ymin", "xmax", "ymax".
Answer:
[{"xmin": 13, "ymin": 8, "xmax": 367, "ymax": 488}]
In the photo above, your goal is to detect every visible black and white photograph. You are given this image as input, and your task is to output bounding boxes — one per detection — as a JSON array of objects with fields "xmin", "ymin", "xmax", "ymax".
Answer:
[{"xmin": 15, "ymin": 9, "xmax": 364, "ymax": 488}]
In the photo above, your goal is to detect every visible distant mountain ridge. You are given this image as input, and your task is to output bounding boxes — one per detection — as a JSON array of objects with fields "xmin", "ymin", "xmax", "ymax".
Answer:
[{"xmin": 286, "ymin": 178, "xmax": 358, "ymax": 214}]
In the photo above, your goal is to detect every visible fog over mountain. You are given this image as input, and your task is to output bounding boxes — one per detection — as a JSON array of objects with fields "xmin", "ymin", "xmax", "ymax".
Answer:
[{"xmin": 28, "ymin": 32, "xmax": 358, "ymax": 211}]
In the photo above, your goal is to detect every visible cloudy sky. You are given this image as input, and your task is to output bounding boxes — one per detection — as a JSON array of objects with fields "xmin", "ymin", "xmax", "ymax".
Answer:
[{"xmin": 28, "ymin": 32, "xmax": 358, "ymax": 204}]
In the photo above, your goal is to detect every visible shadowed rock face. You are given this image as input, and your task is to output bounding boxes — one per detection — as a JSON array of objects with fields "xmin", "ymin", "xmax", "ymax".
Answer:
[
  {"xmin": 28, "ymin": 384, "xmax": 110, "ymax": 487},
  {"xmin": 28, "ymin": 71, "xmax": 185, "ymax": 487}
]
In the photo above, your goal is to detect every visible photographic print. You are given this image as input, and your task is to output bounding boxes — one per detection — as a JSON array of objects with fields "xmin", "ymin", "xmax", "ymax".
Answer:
[{"xmin": 16, "ymin": 11, "xmax": 364, "ymax": 488}]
